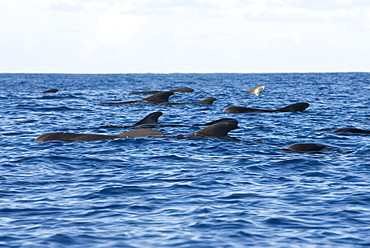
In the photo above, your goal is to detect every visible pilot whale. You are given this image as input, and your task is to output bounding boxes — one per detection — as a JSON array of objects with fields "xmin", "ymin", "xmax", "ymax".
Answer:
[
  {"xmin": 246, "ymin": 86, "xmax": 265, "ymax": 95},
  {"xmin": 159, "ymin": 97, "xmax": 217, "ymax": 106},
  {"xmin": 279, "ymin": 143, "xmax": 345, "ymax": 153},
  {"xmin": 224, "ymin": 102, "xmax": 309, "ymax": 113},
  {"xmin": 36, "ymin": 119, "xmax": 238, "ymax": 142},
  {"xmin": 279, "ymin": 143, "xmax": 329, "ymax": 152},
  {"xmin": 152, "ymin": 121, "xmax": 239, "ymax": 142},
  {"xmin": 129, "ymin": 87, "xmax": 194, "ymax": 95},
  {"xmin": 99, "ymin": 91, "xmax": 174, "ymax": 105},
  {"xmin": 279, "ymin": 143, "xmax": 334, "ymax": 153},
  {"xmin": 332, "ymin": 127, "xmax": 370, "ymax": 134},
  {"xmin": 43, "ymin": 89, "xmax": 59, "ymax": 93},
  {"xmin": 35, "ymin": 129, "xmax": 164, "ymax": 142}
]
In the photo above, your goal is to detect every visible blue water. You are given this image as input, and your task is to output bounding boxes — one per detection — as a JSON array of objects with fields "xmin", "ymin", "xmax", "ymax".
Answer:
[{"xmin": 1, "ymin": 73, "xmax": 370, "ymax": 247}]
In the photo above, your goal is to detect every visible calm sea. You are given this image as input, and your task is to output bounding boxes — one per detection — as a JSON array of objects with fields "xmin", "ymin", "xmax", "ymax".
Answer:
[{"xmin": 1, "ymin": 73, "xmax": 370, "ymax": 247}]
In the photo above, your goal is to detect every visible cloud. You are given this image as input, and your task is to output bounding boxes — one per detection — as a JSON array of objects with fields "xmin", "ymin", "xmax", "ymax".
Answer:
[
  {"xmin": 48, "ymin": 1, "xmax": 85, "ymax": 12},
  {"xmin": 267, "ymin": 31, "xmax": 301, "ymax": 44},
  {"xmin": 1, "ymin": 0, "xmax": 370, "ymax": 72},
  {"xmin": 95, "ymin": 7, "xmax": 144, "ymax": 45}
]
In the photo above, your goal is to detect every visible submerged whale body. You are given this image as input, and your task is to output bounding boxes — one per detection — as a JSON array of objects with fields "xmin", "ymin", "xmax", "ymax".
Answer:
[
  {"xmin": 99, "ymin": 91, "xmax": 174, "ymax": 105},
  {"xmin": 159, "ymin": 97, "xmax": 217, "ymax": 106},
  {"xmin": 224, "ymin": 102, "xmax": 309, "ymax": 113},
  {"xmin": 246, "ymin": 86, "xmax": 265, "ymax": 95},
  {"xmin": 129, "ymin": 87, "xmax": 194, "ymax": 95},
  {"xmin": 35, "ymin": 129, "xmax": 164, "ymax": 142},
  {"xmin": 279, "ymin": 143, "xmax": 328, "ymax": 152},
  {"xmin": 332, "ymin": 127, "xmax": 370, "ymax": 134}
]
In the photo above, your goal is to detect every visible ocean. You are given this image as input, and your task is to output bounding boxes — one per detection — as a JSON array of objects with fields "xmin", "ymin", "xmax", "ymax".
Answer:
[{"xmin": 1, "ymin": 73, "xmax": 370, "ymax": 247}]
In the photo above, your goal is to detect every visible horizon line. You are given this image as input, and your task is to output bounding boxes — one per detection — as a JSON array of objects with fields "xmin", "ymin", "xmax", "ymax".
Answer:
[{"xmin": 0, "ymin": 70, "xmax": 369, "ymax": 74}]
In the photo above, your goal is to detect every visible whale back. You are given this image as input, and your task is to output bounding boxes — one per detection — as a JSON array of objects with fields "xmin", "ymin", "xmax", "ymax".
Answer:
[
  {"xmin": 194, "ymin": 122, "xmax": 238, "ymax": 137},
  {"xmin": 224, "ymin": 102, "xmax": 309, "ymax": 113},
  {"xmin": 129, "ymin": 90, "xmax": 162, "ymax": 95},
  {"xmin": 134, "ymin": 112, "xmax": 163, "ymax": 126},
  {"xmin": 284, "ymin": 143, "xmax": 327, "ymax": 152},
  {"xmin": 223, "ymin": 106, "xmax": 273, "ymax": 113},
  {"xmin": 35, "ymin": 132, "xmax": 117, "ymax": 142},
  {"xmin": 332, "ymin": 128, "xmax": 370, "ymax": 134},
  {"xmin": 43, "ymin": 89, "xmax": 59, "ymax": 93},
  {"xmin": 275, "ymin": 102, "xmax": 309, "ymax": 112},
  {"xmin": 130, "ymin": 87, "xmax": 194, "ymax": 95},
  {"xmin": 35, "ymin": 132, "xmax": 65, "ymax": 142},
  {"xmin": 117, "ymin": 129, "xmax": 164, "ymax": 138}
]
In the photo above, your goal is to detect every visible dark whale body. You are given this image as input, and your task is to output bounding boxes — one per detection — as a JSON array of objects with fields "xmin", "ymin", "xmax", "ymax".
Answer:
[
  {"xmin": 99, "ymin": 91, "xmax": 174, "ymax": 105},
  {"xmin": 129, "ymin": 87, "xmax": 194, "ymax": 95},
  {"xmin": 224, "ymin": 102, "xmax": 309, "ymax": 113},
  {"xmin": 281, "ymin": 143, "xmax": 327, "ymax": 152},
  {"xmin": 35, "ymin": 129, "xmax": 164, "ymax": 142},
  {"xmin": 159, "ymin": 97, "xmax": 217, "ymax": 106},
  {"xmin": 332, "ymin": 128, "xmax": 370, "ymax": 134},
  {"xmin": 43, "ymin": 89, "xmax": 59, "ymax": 93},
  {"xmin": 36, "ymin": 119, "xmax": 238, "ymax": 142},
  {"xmin": 194, "ymin": 118, "xmax": 238, "ymax": 126}
]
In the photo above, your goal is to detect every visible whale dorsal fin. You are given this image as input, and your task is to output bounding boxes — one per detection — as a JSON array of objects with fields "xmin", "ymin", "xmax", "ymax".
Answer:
[
  {"xmin": 134, "ymin": 112, "xmax": 163, "ymax": 125},
  {"xmin": 199, "ymin": 118, "xmax": 238, "ymax": 126},
  {"xmin": 194, "ymin": 122, "xmax": 238, "ymax": 137},
  {"xmin": 246, "ymin": 86, "xmax": 265, "ymax": 95},
  {"xmin": 142, "ymin": 91, "xmax": 174, "ymax": 103},
  {"xmin": 196, "ymin": 97, "xmax": 217, "ymax": 105}
]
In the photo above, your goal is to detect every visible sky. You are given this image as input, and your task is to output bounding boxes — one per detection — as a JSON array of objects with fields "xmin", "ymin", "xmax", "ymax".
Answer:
[{"xmin": 1, "ymin": 0, "xmax": 370, "ymax": 73}]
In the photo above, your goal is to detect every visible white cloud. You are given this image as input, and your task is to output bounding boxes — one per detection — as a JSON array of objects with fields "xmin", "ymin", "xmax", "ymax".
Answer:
[
  {"xmin": 267, "ymin": 31, "xmax": 301, "ymax": 44},
  {"xmin": 95, "ymin": 7, "xmax": 144, "ymax": 45},
  {"xmin": 194, "ymin": 0, "xmax": 240, "ymax": 8}
]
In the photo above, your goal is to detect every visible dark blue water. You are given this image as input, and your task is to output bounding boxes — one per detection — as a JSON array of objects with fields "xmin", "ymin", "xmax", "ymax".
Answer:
[{"xmin": 1, "ymin": 73, "xmax": 370, "ymax": 247}]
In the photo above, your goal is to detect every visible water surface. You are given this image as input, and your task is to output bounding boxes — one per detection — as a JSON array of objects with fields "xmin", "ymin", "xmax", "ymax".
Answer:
[{"xmin": 1, "ymin": 73, "xmax": 370, "ymax": 247}]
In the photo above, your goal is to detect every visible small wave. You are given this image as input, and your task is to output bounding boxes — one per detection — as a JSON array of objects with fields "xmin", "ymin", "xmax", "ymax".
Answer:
[
  {"xmin": 263, "ymin": 217, "xmax": 326, "ymax": 229},
  {"xmin": 45, "ymin": 234, "xmax": 78, "ymax": 245},
  {"xmin": 36, "ymin": 106, "xmax": 76, "ymax": 111},
  {"xmin": 301, "ymin": 171, "xmax": 332, "ymax": 177},
  {"xmin": 219, "ymin": 192, "xmax": 264, "ymax": 200},
  {"xmin": 82, "ymin": 186, "xmax": 146, "ymax": 199}
]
